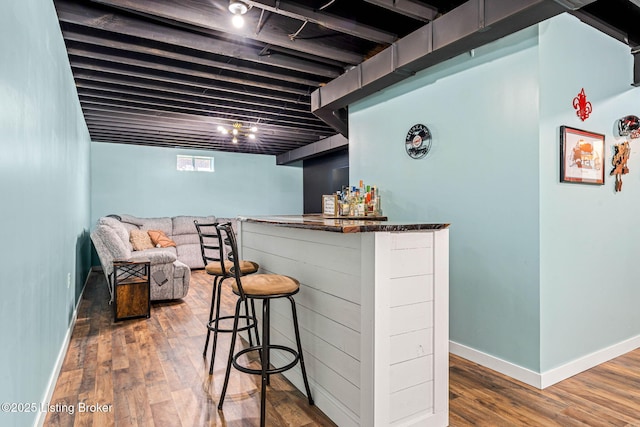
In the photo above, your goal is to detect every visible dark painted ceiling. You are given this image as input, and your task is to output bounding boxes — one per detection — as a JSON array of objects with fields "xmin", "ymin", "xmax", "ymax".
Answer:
[{"xmin": 53, "ymin": 0, "xmax": 640, "ymax": 156}]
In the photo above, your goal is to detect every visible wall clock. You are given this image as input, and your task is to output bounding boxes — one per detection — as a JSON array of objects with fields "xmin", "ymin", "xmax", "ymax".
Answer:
[{"xmin": 405, "ymin": 123, "xmax": 432, "ymax": 159}]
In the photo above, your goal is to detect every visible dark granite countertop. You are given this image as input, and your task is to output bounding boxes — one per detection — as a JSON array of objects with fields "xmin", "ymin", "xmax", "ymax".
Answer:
[{"xmin": 238, "ymin": 214, "xmax": 450, "ymax": 234}]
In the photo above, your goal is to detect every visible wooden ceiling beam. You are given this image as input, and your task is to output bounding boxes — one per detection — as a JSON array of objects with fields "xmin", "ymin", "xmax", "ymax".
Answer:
[
  {"xmin": 90, "ymin": 138, "xmax": 286, "ymax": 155},
  {"xmin": 78, "ymin": 94, "xmax": 331, "ymax": 132},
  {"xmin": 66, "ymin": 47, "xmax": 311, "ymax": 96},
  {"xmin": 55, "ymin": 0, "xmax": 342, "ymax": 77},
  {"xmin": 88, "ymin": 132, "xmax": 302, "ymax": 153},
  {"xmin": 63, "ymin": 31, "xmax": 327, "ymax": 87},
  {"xmin": 242, "ymin": 0, "xmax": 398, "ymax": 44},
  {"xmin": 75, "ymin": 81, "xmax": 315, "ymax": 118},
  {"xmin": 80, "ymin": 104, "xmax": 333, "ymax": 138},
  {"xmin": 69, "ymin": 62, "xmax": 310, "ymax": 105},
  {"xmin": 78, "ymin": 90, "xmax": 320, "ymax": 126},
  {"xmin": 70, "ymin": 69, "xmax": 310, "ymax": 107},
  {"xmin": 88, "ymin": 127, "xmax": 305, "ymax": 147},
  {"xmin": 87, "ymin": 0, "xmax": 364, "ymax": 64},
  {"xmin": 87, "ymin": 116, "xmax": 308, "ymax": 144},
  {"xmin": 363, "ymin": 0, "xmax": 438, "ymax": 22}
]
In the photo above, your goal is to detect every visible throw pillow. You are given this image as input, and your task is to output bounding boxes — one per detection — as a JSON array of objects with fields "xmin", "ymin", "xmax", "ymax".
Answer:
[
  {"xmin": 130, "ymin": 229, "xmax": 154, "ymax": 251},
  {"xmin": 147, "ymin": 229, "xmax": 177, "ymax": 248}
]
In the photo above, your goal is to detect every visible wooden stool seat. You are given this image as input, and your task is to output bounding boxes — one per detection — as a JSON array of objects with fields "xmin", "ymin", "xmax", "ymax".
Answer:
[
  {"xmin": 205, "ymin": 260, "xmax": 259, "ymax": 276},
  {"xmin": 229, "ymin": 274, "xmax": 299, "ymax": 296}
]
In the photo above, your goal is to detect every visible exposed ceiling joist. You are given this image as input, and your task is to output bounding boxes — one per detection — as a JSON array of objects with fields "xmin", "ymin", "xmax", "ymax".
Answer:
[
  {"xmin": 52, "ymin": 0, "xmax": 640, "ymax": 158},
  {"xmin": 89, "ymin": 0, "xmax": 365, "ymax": 64},
  {"xmin": 241, "ymin": 0, "xmax": 399, "ymax": 44},
  {"xmin": 63, "ymin": 31, "xmax": 326, "ymax": 87},
  {"xmin": 56, "ymin": 0, "xmax": 342, "ymax": 77},
  {"xmin": 363, "ymin": 0, "xmax": 438, "ymax": 22}
]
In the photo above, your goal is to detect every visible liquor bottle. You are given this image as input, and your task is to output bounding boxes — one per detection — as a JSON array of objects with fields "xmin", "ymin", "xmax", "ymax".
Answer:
[
  {"xmin": 366, "ymin": 186, "xmax": 374, "ymax": 216},
  {"xmin": 349, "ymin": 186, "xmax": 357, "ymax": 216},
  {"xmin": 356, "ymin": 192, "xmax": 365, "ymax": 216},
  {"xmin": 340, "ymin": 186, "xmax": 349, "ymax": 216},
  {"xmin": 369, "ymin": 186, "xmax": 380, "ymax": 216}
]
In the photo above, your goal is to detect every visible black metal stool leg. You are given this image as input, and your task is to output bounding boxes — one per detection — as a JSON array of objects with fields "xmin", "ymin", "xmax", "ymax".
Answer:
[
  {"xmin": 217, "ymin": 299, "xmax": 242, "ymax": 410},
  {"xmin": 260, "ymin": 299, "xmax": 270, "ymax": 427},
  {"xmin": 251, "ymin": 299, "xmax": 261, "ymax": 363},
  {"xmin": 289, "ymin": 296, "xmax": 314, "ymax": 405},
  {"xmin": 209, "ymin": 279, "xmax": 226, "ymax": 374},
  {"xmin": 203, "ymin": 275, "xmax": 220, "ymax": 358},
  {"xmin": 244, "ymin": 299, "xmax": 254, "ymax": 347}
]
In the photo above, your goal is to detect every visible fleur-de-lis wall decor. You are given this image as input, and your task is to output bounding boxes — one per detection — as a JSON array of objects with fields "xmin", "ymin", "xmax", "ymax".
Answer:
[{"xmin": 573, "ymin": 88, "xmax": 592, "ymax": 121}]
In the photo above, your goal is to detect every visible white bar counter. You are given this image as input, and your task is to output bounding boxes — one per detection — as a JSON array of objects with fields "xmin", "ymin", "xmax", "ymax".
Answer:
[{"xmin": 237, "ymin": 215, "xmax": 450, "ymax": 427}]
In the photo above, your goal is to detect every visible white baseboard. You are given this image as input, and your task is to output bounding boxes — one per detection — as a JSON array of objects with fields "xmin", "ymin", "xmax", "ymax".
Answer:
[
  {"xmin": 449, "ymin": 341, "xmax": 542, "ymax": 388},
  {"xmin": 34, "ymin": 269, "xmax": 92, "ymax": 427},
  {"xmin": 538, "ymin": 335, "xmax": 640, "ymax": 388},
  {"xmin": 450, "ymin": 336, "xmax": 640, "ymax": 389}
]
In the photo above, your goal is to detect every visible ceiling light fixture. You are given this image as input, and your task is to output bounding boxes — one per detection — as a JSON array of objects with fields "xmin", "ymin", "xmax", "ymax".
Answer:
[
  {"xmin": 228, "ymin": 0, "xmax": 250, "ymax": 28},
  {"xmin": 217, "ymin": 122, "xmax": 258, "ymax": 144}
]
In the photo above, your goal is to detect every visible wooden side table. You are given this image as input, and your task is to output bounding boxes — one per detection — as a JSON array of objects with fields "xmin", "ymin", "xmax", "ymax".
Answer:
[{"xmin": 113, "ymin": 259, "xmax": 151, "ymax": 322}]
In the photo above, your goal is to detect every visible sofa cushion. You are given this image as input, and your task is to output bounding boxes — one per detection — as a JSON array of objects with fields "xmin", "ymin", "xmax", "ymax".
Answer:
[
  {"xmin": 119, "ymin": 214, "xmax": 145, "ymax": 227},
  {"xmin": 130, "ymin": 229, "xmax": 155, "ymax": 251},
  {"xmin": 98, "ymin": 216, "xmax": 133, "ymax": 251},
  {"xmin": 95, "ymin": 224, "xmax": 131, "ymax": 260},
  {"xmin": 177, "ymin": 243, "xmax": 206, "ymax": 269},
  {"xmin": 139, "ymin": 217, "xmax": 173, "ymax": 236},
  {"xmin": 129, "ymin": 247, "xmax": 177, "ymax": 264},
  {"xmin": 172, "ymin": 215, "xmax": 216, "ymax": 236},
  {"xmin": 148, "ymin": 230, "xmax": 177, "ymax": 248},
  {"xmin": 120, "ymin": 221, "xmax": 139, "ymax": 234},
  {"xmin": 171, "ymin": 233, "xmax": 200, "ymax": 246}
]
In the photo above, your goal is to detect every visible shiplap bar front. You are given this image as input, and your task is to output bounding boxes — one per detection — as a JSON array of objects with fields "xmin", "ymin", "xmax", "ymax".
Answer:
[{"xmin": 237, "ymin": 215, "xmax": 450, "ymax": 427}]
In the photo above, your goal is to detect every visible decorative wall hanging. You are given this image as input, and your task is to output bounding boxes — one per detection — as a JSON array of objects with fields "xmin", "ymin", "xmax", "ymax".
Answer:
[
  {"xmin": 572, "ymin": 88, "xmax": 592, "ymax": 121},
  {"xmin": 617, "ymin": 115, "xmax": 640, "ymax": 139},
  {"xmin": 610, "ymin": 141, "xmax": 630, "ymax": 192},
  {"xmin": 560, "ymin": 126, "xmax": 604, "ymax": 185},
  {"xmin": 405, "ymin": 123, "xmax": 432, "ymax": 159}
]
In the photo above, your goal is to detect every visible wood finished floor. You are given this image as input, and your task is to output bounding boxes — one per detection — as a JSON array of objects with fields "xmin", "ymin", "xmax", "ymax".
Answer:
[{"xmin": 46, "ymin": 269, "xmax": 640, "ymax": 426}]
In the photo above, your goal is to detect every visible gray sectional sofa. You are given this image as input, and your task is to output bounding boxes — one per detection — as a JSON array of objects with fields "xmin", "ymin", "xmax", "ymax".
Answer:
[{"xmin": 90, "ymin": 214, "xmax": 235, "ymax": 302}]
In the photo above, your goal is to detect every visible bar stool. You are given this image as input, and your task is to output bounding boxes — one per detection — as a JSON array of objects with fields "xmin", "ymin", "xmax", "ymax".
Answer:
[
  {"xmin": 215, "ymin": 222, "xmax": 314, "ymax": 427},
  {"xmin": 194, "ymin": 220, "xmax": 260, "ymax": 374}
]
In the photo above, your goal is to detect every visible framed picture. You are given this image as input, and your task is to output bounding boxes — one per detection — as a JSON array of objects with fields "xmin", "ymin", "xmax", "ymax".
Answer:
[
  {"xmin": 560, "ymin": 126, "xmax": 605, "ymax": 185},
  {"xmin": 322, "ymin": 194, "xmax": 338, "ymax": 216}
]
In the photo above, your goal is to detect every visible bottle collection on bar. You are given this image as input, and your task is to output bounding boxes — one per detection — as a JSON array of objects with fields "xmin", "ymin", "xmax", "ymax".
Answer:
[{"xmin": 337, "ymin": 180, "xmax": 382, "ymax": 217}]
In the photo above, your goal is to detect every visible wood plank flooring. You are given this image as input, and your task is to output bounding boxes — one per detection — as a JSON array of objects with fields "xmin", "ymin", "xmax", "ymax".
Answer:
[
  {"xmin": 449, "ymin": 349, "xmax": 640, "ymax": 426},
  {"xmin": 45, "ymin": 269, "xmax": 334, "ymax": 427},
  {"xmin": 46, "ymin": 269, "xmax": 640, "ymax": 426}
]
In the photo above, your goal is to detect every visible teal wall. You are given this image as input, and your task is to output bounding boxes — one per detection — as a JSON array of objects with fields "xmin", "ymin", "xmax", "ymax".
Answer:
[
  {"xmin": 0, "ymin": 0, "xmax": 92, "ymax": 426},
  {"xmin": 91, "ymin": 142, "xmax": 303, "ymax": 226},
  {"xmin": 539, "ymin": 14, "xmax": 640, "ymax": 371},
  {"xmin": 350, "ymin": 27, "xmax": 542, "ymax": 370},
  {"xmin": 350, "ymin": 14, "xmax": 640, "ymax": 374}
]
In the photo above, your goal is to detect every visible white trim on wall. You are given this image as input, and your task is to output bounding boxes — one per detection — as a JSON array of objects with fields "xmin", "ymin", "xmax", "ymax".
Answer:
[
  {"xmin": 450, "ymin": 337, "xmax": 640, "ymax": 389},
  {"xmin": 449, "ymin": 341, "xmax": 542, "ymax": 388},
  {"xmin": 539, "ymin": 335, "xmax": 640, "ymax": 388},
  {"xmin": 34, "ymin": 268, "xmax": 93, "ymax": 427}
]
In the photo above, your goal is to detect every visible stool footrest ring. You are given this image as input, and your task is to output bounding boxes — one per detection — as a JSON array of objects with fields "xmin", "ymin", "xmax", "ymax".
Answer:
[
  {"xmin": 207, "ymin": 315, "xmax": 256, "ymax": 333},
  {"xmin": 232, "ymin": 344, "xmax": 300, "ymax": 376}
]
